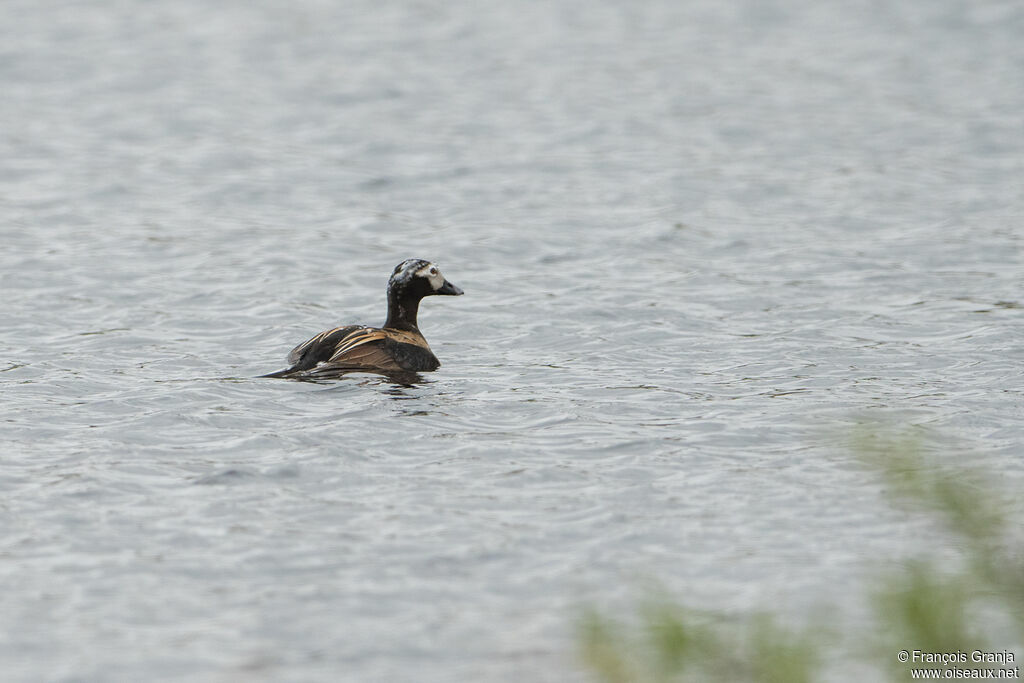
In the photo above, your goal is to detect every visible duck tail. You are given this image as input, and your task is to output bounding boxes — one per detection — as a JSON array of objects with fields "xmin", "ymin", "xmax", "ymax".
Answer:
[{"xmin": 258, "ymin": 367, "xmax": 296, "ymax": 379}]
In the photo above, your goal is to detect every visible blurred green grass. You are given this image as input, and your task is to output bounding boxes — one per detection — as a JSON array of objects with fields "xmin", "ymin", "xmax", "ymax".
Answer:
[{"xmin": 578, "ymin": 427, "xmax": 1022, "ymax": 682}]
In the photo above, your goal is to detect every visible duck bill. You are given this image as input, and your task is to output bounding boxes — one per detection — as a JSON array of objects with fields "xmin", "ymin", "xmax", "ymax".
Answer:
[{"xmin": 437, "ymin": 280, "xmax": 464, "ymax": 296}]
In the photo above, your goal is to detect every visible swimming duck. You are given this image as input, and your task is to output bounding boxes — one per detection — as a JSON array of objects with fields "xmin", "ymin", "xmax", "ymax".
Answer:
[{"xmin": 264, "ymin": 259, "xmax": 463, "ymax": 379}]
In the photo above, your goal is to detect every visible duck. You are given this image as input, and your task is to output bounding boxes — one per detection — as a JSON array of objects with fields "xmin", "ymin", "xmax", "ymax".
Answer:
[{"xmin": 264, "ymin": 258, "xmax": 463, "ymax": 379}]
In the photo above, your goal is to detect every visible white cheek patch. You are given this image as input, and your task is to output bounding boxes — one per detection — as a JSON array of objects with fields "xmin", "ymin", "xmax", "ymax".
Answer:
[{"xmin": 416, "ymin": 263, "xmax": 446, "ymax": 290}]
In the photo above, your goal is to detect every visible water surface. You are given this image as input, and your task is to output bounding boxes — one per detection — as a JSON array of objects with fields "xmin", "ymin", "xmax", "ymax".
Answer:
[{"xmin": 2, "ymin": 1, "xmax": 1023, "ymax": 681}]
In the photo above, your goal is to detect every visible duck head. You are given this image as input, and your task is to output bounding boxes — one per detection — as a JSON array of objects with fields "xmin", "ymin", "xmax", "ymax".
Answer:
[{"xmin": 385, "ymin": 259, "xmax": 463, "ymax": 329}]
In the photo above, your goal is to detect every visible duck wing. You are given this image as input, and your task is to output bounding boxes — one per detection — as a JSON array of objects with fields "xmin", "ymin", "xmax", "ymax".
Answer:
[
  {"xmin": 324, "ymin": 327, "xmax": 403, "ymax": 369},
  {"xmin": 309, "ymin": 328, "xmax": 438, "ymax": 376},
  {"xmin": 268, "ymin": 326, "xmax": 438, "ymax": 378},
  {"xmin": 285, "ymin": 325, "xmax": 364, "ymax": 370}
]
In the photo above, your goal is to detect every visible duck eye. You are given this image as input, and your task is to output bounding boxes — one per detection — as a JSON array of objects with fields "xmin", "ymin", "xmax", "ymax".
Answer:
[{"xmin": 429, "ymin": 267, "xmax": 438, "ymax": 276}]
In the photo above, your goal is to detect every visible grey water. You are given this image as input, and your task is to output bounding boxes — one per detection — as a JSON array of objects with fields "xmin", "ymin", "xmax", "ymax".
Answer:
[{"xmin": 2, "ymin": 0, "xmax": 1023, "ymax": 681}]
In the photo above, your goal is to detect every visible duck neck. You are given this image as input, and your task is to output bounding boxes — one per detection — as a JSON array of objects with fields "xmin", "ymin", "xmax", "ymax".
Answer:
[{"xmin": 384, "ymin": 289, "xmax": 421, "ymax": 331}]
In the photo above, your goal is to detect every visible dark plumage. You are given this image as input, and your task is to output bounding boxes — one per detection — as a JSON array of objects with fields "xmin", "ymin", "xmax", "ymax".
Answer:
[{"xmin": 263, "ymin": 259, "xmax": 463, "ymax": 379}]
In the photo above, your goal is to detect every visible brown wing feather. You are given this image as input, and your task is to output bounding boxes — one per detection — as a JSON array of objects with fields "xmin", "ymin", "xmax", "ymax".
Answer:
[
  {"xmin": 327, "ymin": 328, "xmax": 387, "ymax": 359},
  {"xmin": 319, "ymin": 342, "xmax": 406, "ymax": 373},
  {"xmin": 278, "ymin": 326, "xmax": 434, "ymax": 378},
  {"xmin": 287, "ymin": 325, "xmax": 361, "ymax": 366}
]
